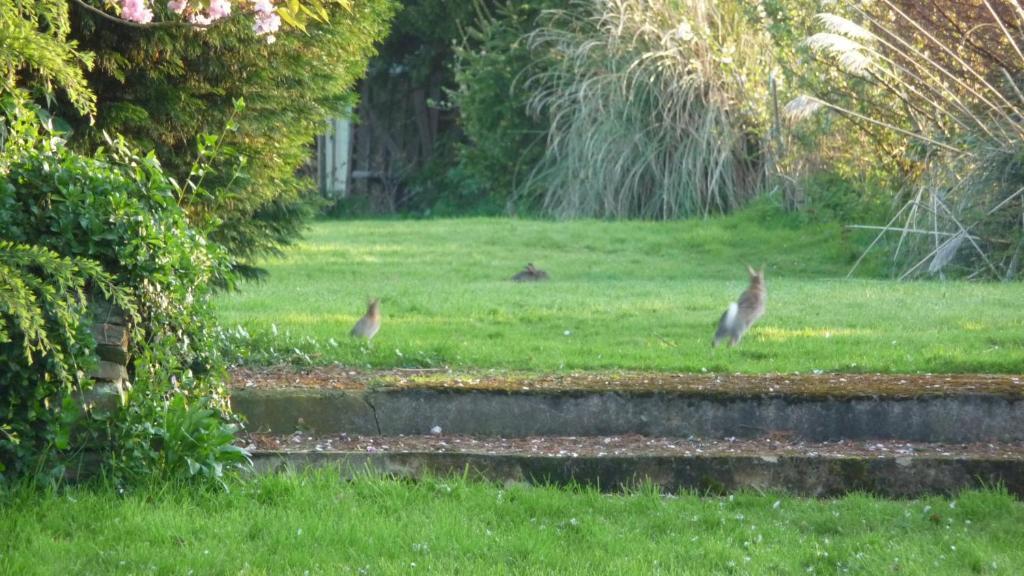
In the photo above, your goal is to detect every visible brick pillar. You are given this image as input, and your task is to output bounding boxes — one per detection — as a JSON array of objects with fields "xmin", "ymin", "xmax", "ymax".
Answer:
[{"xmin": 87, "ymin": 295, "xmax": 129, "ymax": 386}]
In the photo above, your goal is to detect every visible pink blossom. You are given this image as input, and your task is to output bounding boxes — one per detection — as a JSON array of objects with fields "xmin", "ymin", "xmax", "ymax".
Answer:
[
  {"xmin": 189, "ymin": 11, "xmax": 213, "ymax": 26},
  {"xmin": 166, "ymin": 0, "xmax": 187, "ymax": 14},
  {"xmin": 253, "ymin": 12, "xmax": 280, "ymax": 35},
  {"xmin": 208, "ymin": 0, "xmax": 232, "ymax": 20},
  {"xmin": 251, "ymin": 0, "xmax": 280, "ymax": 40},
  {"xmin": 121, "ymin": 0, "xmax": 154, "ymax": 23}
]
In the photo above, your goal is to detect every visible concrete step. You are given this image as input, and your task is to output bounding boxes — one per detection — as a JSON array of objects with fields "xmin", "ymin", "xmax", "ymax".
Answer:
[
  {"xmin": 241, "ymin": 433, "xmax": 1024, "ymax": 498},
  {"xmin": 230, "ymin": 374, "xmax": 1024, "ymax": 442}
]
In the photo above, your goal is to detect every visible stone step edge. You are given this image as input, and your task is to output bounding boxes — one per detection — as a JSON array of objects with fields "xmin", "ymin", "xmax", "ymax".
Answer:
[
  {"xmin": 249, "ymin": 450, "xmax": 1024, "ymax": 498},
  {"xmin": 230, "ymin": 388, "xmax": 1024, "ymax": 442}
]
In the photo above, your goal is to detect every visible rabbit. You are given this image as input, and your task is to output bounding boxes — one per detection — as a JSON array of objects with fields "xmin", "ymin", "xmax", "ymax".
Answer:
[
  {"xmin": 511, "ymin": 263, "xmax": 549, "ymax": 282},
  {"xmin": 713, "ymin": 265, "xmax": 765, "ymax": 347},
  {"xmin": 350, "ymin": 298, "xmax": 381, "ymax": 340}
]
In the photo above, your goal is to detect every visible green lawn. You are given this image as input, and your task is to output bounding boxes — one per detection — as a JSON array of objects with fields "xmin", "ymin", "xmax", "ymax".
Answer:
[
  {"xmin": 3, "ymin": 472, "xmax": 1021, "ymax": 575},
  {"xmin": 214, "ymin": 204, "xmax": 1024, "ymax": 373}
]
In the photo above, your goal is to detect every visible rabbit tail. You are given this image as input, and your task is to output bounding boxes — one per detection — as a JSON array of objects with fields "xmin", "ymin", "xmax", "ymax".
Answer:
[{"xmin": 713, "ymin": 302, "xmax": 739, "ymax": 347}]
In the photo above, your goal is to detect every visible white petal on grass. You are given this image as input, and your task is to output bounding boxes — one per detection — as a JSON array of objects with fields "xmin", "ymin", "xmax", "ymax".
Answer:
[{"xmin": 676, "ymin": 21, "xmax": 694, "ymax": 42}]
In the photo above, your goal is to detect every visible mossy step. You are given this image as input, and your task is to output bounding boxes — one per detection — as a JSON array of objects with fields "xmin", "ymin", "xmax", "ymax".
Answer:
[
  {"xmin": 244, "ymin": 433, "xmax": 1024, "ymax": 498},
  {"xmin": 231, "ymin": 367, "xmax": 1024, "ymax": 398}
]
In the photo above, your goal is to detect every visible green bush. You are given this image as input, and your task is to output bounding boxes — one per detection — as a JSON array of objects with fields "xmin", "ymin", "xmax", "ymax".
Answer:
[
  {"xmin": 447, "ymin": 1, "xmax": 565, "ymax": 214},
  {"xmin": 444, "ymin": 0, "xmax": 911, "ymax": 221},
  {"xmin": 0, "ymin": 240, "xmax": 128, "ymax": 481},
  {"xmin": 0, "ymin": 0, "xmax": 95, "ymax": 119},
  {"xmin": 0, "ymin": 136, "xmax": 241, "ymax": 483},
  {"xmin": 754, "ymin": 0, "xmax": 910, "ymax": 218}
]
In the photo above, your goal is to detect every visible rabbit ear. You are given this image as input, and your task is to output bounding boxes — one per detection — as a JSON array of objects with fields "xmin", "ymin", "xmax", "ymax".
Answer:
[
  {"xmin": 759, "ymin": 264, "xmax": 765, "ymax": 277},
  {"xmin": 746, "ymin": 264, "xmax": 757, "ymax": 277}
]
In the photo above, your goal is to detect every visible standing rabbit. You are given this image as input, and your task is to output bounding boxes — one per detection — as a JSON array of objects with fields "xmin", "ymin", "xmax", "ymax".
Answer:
[
  {"xmin": 351, "ymin": 298, "xmax": 381, "ymax": 340},
  {"xmin": 713, "ymin": 265, "xmax": 765, "ymax": 347}
]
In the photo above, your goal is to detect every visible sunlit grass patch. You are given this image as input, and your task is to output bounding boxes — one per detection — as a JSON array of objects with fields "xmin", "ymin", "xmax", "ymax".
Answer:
[
  {"xmin": 215, "ymin": 205, "xmax": 1024, "ymax": 373},
  {"xmin": 757, "ymin": 326, "xmax": 868, "ymax": 342}
]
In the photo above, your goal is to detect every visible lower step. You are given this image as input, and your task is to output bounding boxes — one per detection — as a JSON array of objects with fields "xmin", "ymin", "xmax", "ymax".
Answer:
[
  {"xmin": 230, "ymin": 385, "xmax": 1024, "ymax": 442},
  {"xmin": 242, "ymin": 434, "xmax": 1024, "ymax": 498}
]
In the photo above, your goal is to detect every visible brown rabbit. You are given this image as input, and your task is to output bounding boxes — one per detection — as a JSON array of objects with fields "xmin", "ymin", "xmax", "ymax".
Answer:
[
  {"xmin": 350, "ymin": 298, "xmax": 381, "ymax": 340},
  {"xmin": 511, "ymin": 263, "xmax": 549, "ymax": 282},
  {"xmin": 713, "ymin": 265, "xmax": 765, "ymax": 347}
]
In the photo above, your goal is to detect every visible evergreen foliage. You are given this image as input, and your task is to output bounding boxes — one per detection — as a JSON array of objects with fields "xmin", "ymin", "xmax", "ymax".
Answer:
[
  {"xmin": 0, "ymin": 0, "xmax": 95, "ymax": 117},
  {"xmin": 62, "ymin": 1, "xmax": 395, "ymax": 273}
]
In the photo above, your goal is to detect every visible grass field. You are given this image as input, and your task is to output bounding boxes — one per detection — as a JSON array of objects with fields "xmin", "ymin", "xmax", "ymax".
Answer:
[
  {"xmin": 3, "ymin": 471, "xmax": 1021, "ymax": 575},
  {"xmin": 214, "ymin": 204, "xmax": 1024, "ymax": 373}
]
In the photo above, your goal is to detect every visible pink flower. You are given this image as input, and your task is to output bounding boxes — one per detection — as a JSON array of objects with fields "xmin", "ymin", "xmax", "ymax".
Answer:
[
  {"xmin": 121, "ymin": 0, "xmax": 154, "ymax": 23},
  {"xmin": 189, "ymin": 11, "xmax": 213, "ymax": 26},
  {"xmin": 249, "ymin": 0, "xmax": 279, "ymax": 42},
  {"xmin": 208, "ymin": 0, "xmax": 232, "ymax": 20},
  {"xmin": 166, "ymin": 0, "xmax": 187, "ymax": 14},
  {"xmin": 253, "ymin": 12, "xmax": 280, "ymax": 34}
]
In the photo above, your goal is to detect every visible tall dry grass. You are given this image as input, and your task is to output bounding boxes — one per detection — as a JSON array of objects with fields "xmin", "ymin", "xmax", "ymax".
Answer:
[
  {"xmin": 519, "ymin": 0, "xmax": 775, "ymax": 219},
  {"xmin": 789, "ymin": 1, "xmax": 1024, "ymax": 280}
]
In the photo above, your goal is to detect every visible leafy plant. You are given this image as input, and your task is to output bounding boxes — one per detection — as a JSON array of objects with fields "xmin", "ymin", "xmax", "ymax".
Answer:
[
  {"xmin": 0, "ymin": 0, "xmax": 96, "ymax": 117},
  {"xmin": 113, "ymin": 394, "xmax": 250, "ymax": 489},
  {"xmin": 0, "ymin": 134, "xmax": 244, "ymax": 484},
  {"xmin": 738, "ymin": 0, "xmax": 912, "ymax": 214},
  {"xmin": 445, "ymin": 0, "xmax": 565, "ymax": 213},
  {"xmin": 0, "ymin": 239, "xmax": 130, "ymax": 480}
]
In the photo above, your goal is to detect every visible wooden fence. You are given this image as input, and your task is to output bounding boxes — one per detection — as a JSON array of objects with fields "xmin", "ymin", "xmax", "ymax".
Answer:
[{"xmin": 317, "ymin": 69, "xmax": 453, "ymax": 212}]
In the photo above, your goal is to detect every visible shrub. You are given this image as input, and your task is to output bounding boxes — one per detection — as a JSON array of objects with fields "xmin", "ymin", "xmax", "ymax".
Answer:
[
  {"xmin": 447, "ymin": 0, "xmax": 566, "ymax": 213},
  {"xmin": 0, "ymin": 240, "xmax": 128, "ymax": 481},
  {"xmin": 0, "ymin": 136, "xmax": 242, "ymax": 483},
  {"xmin": 749, "ymin": 0, "xmax": 911, "ymax": 216},
  {"xmin": 0, "ymin": 0, "xmax": 95, "ymax": 118}
]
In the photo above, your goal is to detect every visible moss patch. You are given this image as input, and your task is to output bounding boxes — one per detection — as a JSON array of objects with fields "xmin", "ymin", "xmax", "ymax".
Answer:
[{"xmin": 231, "ymin": 366, "xmax": 1024, "ymax": 400}]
